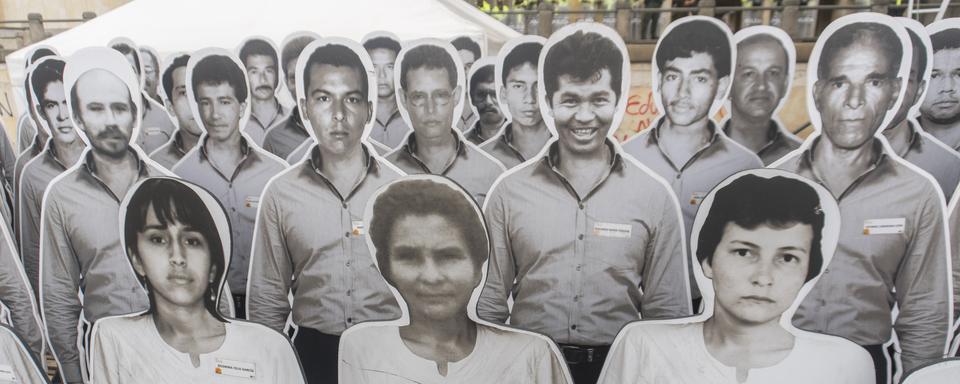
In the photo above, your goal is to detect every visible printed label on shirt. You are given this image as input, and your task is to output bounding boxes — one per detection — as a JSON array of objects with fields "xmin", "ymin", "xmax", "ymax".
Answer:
[
  {"xmin": 215, "ymin": 359, "xmax": 256, "ymax": 379},
  {"xmin": 244, "ymin": 196, "xmax": 260, "ymax": 209},
  {"xmin": 689, "ymin": 192, "xmax": 707, "ymax": 206},
  {"xmin": 593, "ymin": 222, "xmax": 632, "ymax": 238},
  {"xmin": 352, "ymin": 221, "xmax": 365, "ymax": 236},
  {"xmin": 863, "ymin": 218, "xmax": 906, "ymax": 235},
  {"xmin": 0, "ymin": 365, "xmax": 16, "ymax": 383},
  {"xmin": 144, "ymin": 127, "xmax": 164, "ymax": 135}
]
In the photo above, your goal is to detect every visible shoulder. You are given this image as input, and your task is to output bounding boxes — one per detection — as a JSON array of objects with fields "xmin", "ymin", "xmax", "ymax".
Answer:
[
  {"xmin": 621, "ymin": 129, "xmax": 655, "ymax": 154},
  {"xmin": 716, "ymin": 136, "xmax": 764, "ymax": 167},
  {"xmin": 792, "ymin": 332, "xmax": 873, "ymax": 370},
  {"xmin": 94, "ymin": 314, "xmax": 151, "ymax": 339},
  {"xmin": 225, "ymin": 319, "xmax": 294, "ymax": 351},
  {"xmin": 464, "ymin": 145, "xmax": 505, "ymax": 173},
  {"xmin": 252, "ymin": 148, "xmax": 288, "ymax": 171},
  {"xmin": 478, "ymin": 324, "xmax": 555, "ymax": 355},
  {"xmin": 486, "ymin": 159, "xmax": 542, "ymax": 196},
  {"xmin": 615, "ymin": 321, "xmax": 699, "ymax": 351},
  {"xmin": 339, "ymin": 324, "xmax": 398, "ymax": 356},
  {"xmin": 44, "ymin": 167, "xmax": 82, "ymax": 199}
]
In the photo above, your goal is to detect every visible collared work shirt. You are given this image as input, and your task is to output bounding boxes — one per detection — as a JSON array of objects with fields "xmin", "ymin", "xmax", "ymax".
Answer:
[
  {"xmin": 13, "ymin": 137, "xmax": 44, "ymax": 236},
  {"xmin": 385, "ymin": 131, "xmax": 504, "ymax": 206},
  {"xmin": 479, "ymin": 123, "xmax": 550, "ymax": 170},
  {"xmin": 0, "ymin": 121, "xmax": 16, "ymax": 192},
  {"xmin": 895, "ymin": 122, "xmax": 960, "ymax": 202},
  {"xmin": 457, "ymin": 109, "xmax": 478, "ymax": 132},
  {"xmin": 262, "ymin": 107, "xmax": 310, "ymax": 161},
  {"xmin": 18, "ymin": 139, "xmax": 70, "ymax": 293},
  {"xmin": 15, "ymin": 115, "xmax": 35, "ymax": 156},
  {"xmin": 464, "ymin": 120, "xmax": 497, "ymax": 146},
  {"xmin": 247, "ymin": 144, "xmax": 402, "ymax": 334},
  {"xmin": 478, "ymin": 141, "xmax": 691, "ymax": 345},
  {"xmin": 0, "ymin": 325, "xmax": 47, "ymax": 384},
  {"xmin": 369, "ymin": 108, "xmax": 410, "ymax": 150},
  {"xmin": 0, "ymin": 218, "xmax": 43, "ymax": 361},
  {"xmin": 138, "ymin": 99, "xmax": 177, "ymax": 154},
  {"xmin": 722, "ymin": 119, "xmax": 803, "ymax": 165},
  {"xmin": 776, "ymin": 138, "xmax": 950, "ymax": 373},
  {"xmin": 41, "ymin": 149, "xmax": 168, "ymax": 382},
  {"xmin": 244, "ymin": 99, "xmax": 289, "ymax": 146},
  {"xmin": 172, "ymin": 139, "xmax": 285, "ymax": 295},
  {"xmin": 148, "ymin": 131, "xmax": 191, "ymax": 170}
]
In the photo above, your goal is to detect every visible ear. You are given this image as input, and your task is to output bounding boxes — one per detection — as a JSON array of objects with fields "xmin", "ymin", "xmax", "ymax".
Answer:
[
  {"xmin": 913, "ymin": 79, "xmax": 928, "ymax": 106},
  {"xmin": 715, "ymin": 76, "xmax": 731, "ymax": 103},
  {"xmin": 887, "ymin": 77, "xmax": 903, "ymax": 111},
  {"xmin": 499, "ymin": 85, "xmax": 507, "ymax": 106},
  {"xmin": 299, "ymin": 98, "xmax": 309, "ymax": 121},
  {"xmin": 208, "ymin": 267, "xmax": 218, "ymax": 285},
  {"xmin": 812, "ymin": 80, "xmax": 825, "ymax": 112},
  {"xmin": 453, "ymin": 85, "xmax": 462, "ymax": 107},
  {"xmin": 701, "ymin": 257, "xmax": 714, "ymax": 280},
  {"xmin": 128, "ymin": 247, "xmax": 146, "ymax": 277}
]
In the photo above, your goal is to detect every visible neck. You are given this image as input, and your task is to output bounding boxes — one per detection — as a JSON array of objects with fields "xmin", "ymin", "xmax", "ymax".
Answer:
[
  {"xmin": 377, "ymin": 96, "xmax": 398, "ymax": 119},
  {"xmin": 665, "ymin": 116, "xmax": 713, "ymax": 140},
  {"xmin": 919, "ymin": 115, "xmax": 960, "ymax": 134},
  {"xmin": 251, "ymin": 97, "xmax": 278, "ymax": 115},
  {"xmin": 414, "ymin": 131, "xmax": 456, "ymax": 159},
  {"xmin": 320, "ymin": 145, "xmax": 365, "ymax": 178},
  {"xmin": 556, "ymin": 141, "xmax": 611, "ymax": 180},
  {"xmin": 179, "ymin": 130, "xmax": 202, "ymax": 152},
  {"xmin": 727, "ymin": 112, "xmax": 774, "ymax": 152},
  {"xmin": 90, "ymin": 149, "xmax": 137, "ymax": 174},
  {"xmin": 812, "ymin": 137, "xmax": 878, "ymax": 176},
  {"xmin": 205, "ymin": 133, "xmax": 244, "ymax": 155},
  {"xmin": 51, "ymin": 138, "xmax": 85, "ymax": 166},
  {"xmin": 478, "ymin": 118, "xmax": 504, "ymax": 139},
  {"xmin": 401, "ymin": 312, "xmax": 476, "ymax": 350},
  {"xmin": 152, "ymin": 299, "xmax": 219, "ymax": 342},
  {"xmin": 703, "ymin": 307, "xmax": 791, "ymax": 354},
  {"xmin": 881, "ymin": 118, "xmax": 913, "ymax": 156}
]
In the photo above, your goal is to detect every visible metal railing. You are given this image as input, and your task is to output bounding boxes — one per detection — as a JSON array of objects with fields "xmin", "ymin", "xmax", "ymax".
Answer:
[{"xmin": 0, "ymin": 12, "xmax": 95, "ymax": 62}]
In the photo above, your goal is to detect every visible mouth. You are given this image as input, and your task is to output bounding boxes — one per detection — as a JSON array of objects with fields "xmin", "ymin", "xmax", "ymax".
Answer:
[
  {"xmin": 670, "ymin": 101, "xmax": 696, "ymax": 112},
  {"xmin": 329, "ymin": 131, "xmax": 349, "ymax": 140},
  {"xmin": 56, "ymin": 125, "xmax": 73, "ymax": 134},
  {"xmin": 167, "ymin": 274, "xmax": 194, "ymax": 284},
  {"xmin": 933, "ymin": 100, "xmax": 959, "ymax": 107},
  {"xmin": 570, "ymin": 126, "xmax": 599, "ymax": 139},
  {"xmin": 741, "ymin": 295, "xmax": 775, "ymax": 303}
]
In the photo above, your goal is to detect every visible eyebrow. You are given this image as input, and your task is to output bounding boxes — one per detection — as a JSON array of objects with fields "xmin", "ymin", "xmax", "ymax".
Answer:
[{"xmin": 142, "ymin": 224, "xmax": 168, "ymax": 231}]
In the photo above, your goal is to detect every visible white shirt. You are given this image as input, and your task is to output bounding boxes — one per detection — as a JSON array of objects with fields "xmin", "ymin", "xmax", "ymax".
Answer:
[
  {"xmin": 89, "ymin": 314, "xmax": 305, "ymax": 384},
  {"xmin": 598, "ymin": 321, "xmax": 875, "ymax": 384},
  {"xmin": 339, "ymin": 323, "xmax": 570, "ymax": 384},
  {"xmin": 902, "ymin": 359, "xmax": 960, "ymax": 384},
  {"xmin": 0, "ymin": 325, "xmax": 46, "ymax": 384}
]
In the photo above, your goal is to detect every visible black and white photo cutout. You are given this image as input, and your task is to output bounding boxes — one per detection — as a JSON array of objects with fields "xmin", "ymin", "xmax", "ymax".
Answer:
[
  {"xmin": 148, "ymin": 53, "xmax": 203, "ymax": 170},
  {"xmin": 462, "ymin": 56, "xmax": 506, "ymax": 146},
  {"xmin": 362, "ymin": 31, "xmax": 410, "ymax": 155},
  {"xmin": 236, "ymin": 36, "xmax": 287, "ymax": 146},
  {"xmin": 260, "ymin": 31, "xmax": 320, "ymax": 161},
  {"xmin": 0, "ymin": 324, "xmax": 47, "ymax": 384},
  {"xmin": 919, "ymin": 18, "xmax": 960, "ymax": 151},
  {"xmin": 109, "ymin": 37, "xmax": 176, "ymax": 154}
]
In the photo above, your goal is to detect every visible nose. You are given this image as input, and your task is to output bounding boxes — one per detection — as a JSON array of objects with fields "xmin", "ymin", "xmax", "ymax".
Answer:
[
  {"xmin": 524, "ymin": 84, "xmax": 536, "ymax": 105},
  {"xmin": 378, "ymin": 67, "xmax": 388, "ymax": 81},
  {"xmin": 946, "ymin": 75, "xmax": 958, "ymax": 94},
  {"xmin": 749, "ymin": 260, "xmax": 774, "ymax": 287},
  {"xmin": 169, "ymin": 240, "xmax": 187, "ymax": 267},
  {"xmin": 574, "ymin": 101, "xmax": 596, "ymax": 123},
  {"xmin": 418, "ymin": 257, "xmax": 445, "ymax": 285},
  {"xmin": 426, "ymin": 95, "xmax": 439, "ymax": 115},
  {"xmin": 844, "ymin": 83, "xmax": 865, "ymax": 110},
  {"xmin": 332, "ymin": 98, "xmax": 346, "ymax": 122},
  {"xmin": 757, "ymin": 74, "xmax": 770, "ymax": 92},
  {"xmin": 57, "ymin": 101, "xmax": 69, "ymax": 122},
  {"xmin": 258, "ymin": 71, "xmax": 269, "ymax": 85},
  {"xmin": 679, "ymin": 76, "xmax": 692, "ymax": 97}
]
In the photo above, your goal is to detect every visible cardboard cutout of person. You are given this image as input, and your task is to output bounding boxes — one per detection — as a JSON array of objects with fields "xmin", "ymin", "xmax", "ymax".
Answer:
[
  {"xmin": 38, "ymin": 46, "xmax": 178, "ymax": 384},
  {"xmin": 170, "ymin": 48, "xmax": 287, "ymax": 319},
  {"xmin": 16, "ymin": 45, "xmax": 59, "ymax": 155},
  {"xmin": 770, "ymin": 13, "xmax": 952, "ymax": 383},
  {"xmin": 0, "ymin": 324, "xmax": 47, "ymax": 384},
  {"xmin": 477, "ymin": 22, "xmax": 691, "ymax": 384},
  {"xmin": 462, "ymin": 57, "xmax": 506, "ymax": 146},
  {"xmin": 919, "ymin": 18, "xmax": 960, "ymax": 151},
  {"xmin": 138, "ymin": 45, "xmax": 162, "ymax": 105},
  {"xmin": 237, "ymin": 36, "xmax": 289, "ymax": 146},
  {"xmin": 261, "ymin": 32, "xmax": 321, "ymax": 161},
  {"xmin": 148, "ymin": 53, "xmax": 204, "ymax": 170},
  {"xmin": 338, "ymin": 174, "xmax": 572, "ymax": 384},
  {"xmin": 597, "ymin": 169, "xmax": 875, "ymax": 384},
  {"xmin": 108, "ymin": 38, "xmax": 177, "ymax": 154},
  {"xmin": 901, "ymin": 358, "xmax": 960, "ymax": 384},
  {"xmin": 478, "ymin": 35, "xmax": 554, "ymax": 170},
  {"xmin": 451, "ymin": 36, "xmax": 485, "ymax": 132},
  {"xmin": 383, "ymin": 39, "xmax": 505, "ymax": 206},
  {"xmin": 722, "ymin": 26, "xmax": 803, "ymax": 166},
  {"xmin": 362, "ymin": 31, "xmax": 410, "ymax": 155},
  {"xmin": 88, "ymin": 177, "xmax": 305, "ymax": 384},
  {"xmin": 246, "ymin": 37, "xmax": 404, "ymax": 384}
]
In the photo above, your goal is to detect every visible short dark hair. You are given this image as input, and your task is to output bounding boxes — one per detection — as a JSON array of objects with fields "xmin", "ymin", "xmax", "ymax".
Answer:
[
  {"xmin": 111, "ymin": 43, "xmax": 141, "ymax": 74},
  {"xmin": 162, "ymin": 54, "xmax": 191, "ymax": 101},
  {"xmin": 30, "ymin": 58, "xmax": 65, "ymax": 105},
  {"xmin": 696, "ymin": 174, "xmax": 825, "ymax": 283},
  {"xmin": 656, "ymin": 19, "xmax": 731, "ymax": 80},
  {"xmin": 363, "ymin": 36, "xmax": 402, "ymax": 56},
  {"xmin": 501, "ymin": 41, "xmax": 542, "ymax": 84},
  {"xmin": 544, "ymin": 30, "xmax": 623, "ymax": 104},
  {"xmin": 930, "ymin": 28, "xmax": 960, "ymax": 53},
  {"xmin": 469, "ymin": 64, "xmax": 495, "ymax": 98},
  {"xmin": 302, "ymin": 44, "xmax": 369, "ymax": 100},
  {"xmin": 400, "ymin": 44, "xmax": 458, "ymax": 89},
  {"xmin": 906, "ymin": 28, "xmax": 928, "ymax": 83},
  {"xmin": 451, "ymin": 36, "xmax": 481, "ymax": 60},
  {"xmin": 817, "ymin": 22, "xmax": 903, "ymax": 81},
  {"xmin": 239, "ymin": 39, "xmax": 278, "ymax": 68},
  {"xmin": 123, "ymin": 178, "xmax": 227, "ymax": 322},
  {"xmin": 369, "ymin": 178, "xmax": 488, "ymax": 280},
  {"xmin": 281, "ymin": 35, "xmax": 317, "ymax": 79},
  {"xmin": 28, "ymin": 48, "xmax": 56, "ymax": 67},
  {"xmin": 191, "ymin": 55, "xmax": 248, "ymax": 104}
]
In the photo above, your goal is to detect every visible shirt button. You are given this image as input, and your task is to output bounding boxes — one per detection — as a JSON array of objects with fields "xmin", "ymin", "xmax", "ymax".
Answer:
[
  {"xmin": 578, "ymin": 234, "xmax": 584, "ymax": 240},
  {"xmin": 576, "ymin": 264, "xmax": 582, "ymax": 271},
  {"xmin": 231, "ymin": 207, "xmax": 237, "ymax": 212},
  {"xmin": 573, "ymin": 295, "xmax": 580, "ymax": 302},
  {"xmin": 347, "ymin": 317, "xmax": 353, "ymax": 323},
  {"xmin": 570, "ymin": 325, "xmax": 578, "ymax": 330},
  {"xmin": 675, "ymin": 174, "xmax": 681, "ymax": 179},
  {"xmin": 578, "ymin": 203, "xmax": 584, "ymax": 210},
  {"xmin": 344, "ymin": 232, "xmax": 351, "ymax": 238},
  {"xmin": 345, "ymin": 260, "xmax": 352, "ymax": 267},
  {"xmin": 346, "ymin": 290, "xmax": 352, "ymax": 296},
  {"xmin": 342, "ymin": 202, "xmax": 348, "ymax": 209}
]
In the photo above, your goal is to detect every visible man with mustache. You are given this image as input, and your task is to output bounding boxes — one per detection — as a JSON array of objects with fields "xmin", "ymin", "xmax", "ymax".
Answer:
[
  {"xmin": 478, "ymin": 26, "xmax": 691, "ymax": 384},
  {"xmin": 480, "ymin": 39, "xmax": 554, "ymax": 169},
  {"xmin": 463, "ymin": 61, "xmax": 505, "ymax": 145},
  {"xmin": 172, "ymin": 52, "xmax": 285, "ymax": 319},
  {"xmin": 385, "ymin": 42, "xmax": 504, "ymax": 206},
  {"xmin": 364, "ymin": 34, "xmax": 411, "ymax": 152},
  {"xmin": 452, "ymin": 36, "xmax": 481, "ymax": 131},
  {"xmin": 724, "ymin": 28, "xmax": 802, "ymax": 165},
  {"xmin": 919, "ymin": 27, "xmax": 960, "ymax": 151},
  {"xmin": 239, "ymin": 38, "xmax": 288, "ymax": 146},
  {"xmin": 149, "ymin": 54, "xmax": 204, "ymax": 169},
  {"xmin": 18, "ymin": 57, "xmax": 85, "ymax": 295},
  {"xmin": 775, "ymin": 19, "xmax": 950, "ymax": 382},
  {"xmin": 247, "ymin": 40, "xmax": 402, "ymax": 384},
  {"xmin": 262, "ymin": 34, "xmax": 317, "ymax": 160},
  {"xmin": 40, "ymin": 47, "xmax": 172, "ymax": 383}
]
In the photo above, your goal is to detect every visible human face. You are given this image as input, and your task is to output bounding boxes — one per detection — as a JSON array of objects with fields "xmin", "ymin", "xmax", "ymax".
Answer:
[
  {"xmin": 470, "ymin": 74, "xmax": 503, "ymax": 126},
  {"xmin": 123, "ymin": 52, "xmax": 141, "ymax": 76},
  {"xmin": 141, "ymin": 51, "xmax": 159, "ymax": 98},
  {"xmin": 732, "ymin": 39, "xmax": 788, "ymax": 121},
  {"xmin": 301, "ymin": 63, "xmax": 372, "ymax": 158},
  {"xmin": 196, "ymin": 82, "xmax": 245, "ymax": 143},
  {"xmin": 369, "ymin": 48, "xmax": 398, "ymax": 99},
  {"xmin": 919, "ymin": 48, "xmax": 960, "ymax": 124},
  {"xmin": 814, "ymin": 41, "xmax": 901, "ymax": 150},
  {"xmin": 501, "ymin": 62, "xmax": 542, "ymax": 127},
  {"xmin": 131, "ymin": 202, "xmax": 214, "ymax": 310},
  {"xmin": 73, "ymin": 69, "xmax": 135, "ymax": 158},
  {"xmin": 168, "ymin": 67, "xmax": 203, "ymax": 137},
  {"xmin": 703, "ymin": 222, "xmax": 813, "ymax": 325},
  {"xmin": 458, "ymin": 49, "xmax": 477, "ymax": 73},
  {"xmin": 549, "ymin": 69, "xmax": 617, "ymax": 157},
  {"xmin": 285, "ymin": 58, "xmax": 298, "ymax": 100},
  {"xmin": 659, "ymin": 51, "xmax": 725, "ymax": 127},
  {"xmin": 39, "ymin": 81, "xmax": 78, "ymax": 145},
  {"xmin": 245, "ymin": 54, "xmax": 278, "ymax": 102},
  {"xmin": 889, "ymin": 46, "xmax": 926, "ymax": 128},
  {"xmin": 400, "ymin": 67, "xmax": 461, "ymax": 139},
  {"xmin": 386, "ymin": 214, "xmax": 480, "ymax": 322}
]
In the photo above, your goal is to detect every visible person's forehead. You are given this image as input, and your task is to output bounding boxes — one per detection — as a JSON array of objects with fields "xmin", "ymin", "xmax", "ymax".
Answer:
[
  {"xmin": 664, "ymin": 51, "xmax": 717, "ymax": 72},
  {"xmin": 556, "ymin": 69, "xmax": 615, "ymax": 91},
  {"xmin": 932, "ymin": 47, "xmax": 960, "ymax": 64},
  {"xmin": 75, "ymin": 70, "xmax": 131, "ymax": 99},
  {"xmin": 825, "ymin": 41, "xmax": 893, "ymax": 74},
  {"xmin": 406, "ymin": 66, "xmax": 453, "ymax": 88},
  {"xmin": 368, "ymin": 47, "xmax": 398, "ymax": 60},
  {"xmin": 172, "ymin": 66, "xmax": 188, "ymax": 85},
  {"xmin": 196, "ymin": 81, "xmax": 238, "ymax": 97},
  {"xmin": 306, "ymin": 63, "xmax": 364, "ymax": 90},
  {"xmin": 738, "ymin": 38, "xmax": 787, "ymax": 64},
  {"xmin": 388, "ymin": 214, "xmax": 467, "ymax": 245},
  {"xmin": 506, "ymin": 61, "xmax": 537, "ymax": 79},
  {"xmin": 245, "ymin": 53, "xmax": 277, "ymax": 67}
]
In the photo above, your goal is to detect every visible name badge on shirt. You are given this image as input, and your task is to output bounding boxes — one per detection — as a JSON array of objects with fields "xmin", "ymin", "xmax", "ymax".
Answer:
[
  {"xmin": 352, "ymin": 221, "xmax": 365, "ymax": 236},
  {"xmin": 593, "ymin": 222, "xmax": 632, "ymax": 238},
  {"xmin": 215, "ymin": 359, "xmax": 256, "ymax": 379},
  {"xmin": 144, "ymin": 127, "xmax": 164, "ymax": 135},
  {"xmin": 863, "ymin": 218, "xmax": 906, "ymax": 235},
  {"xmin": 244, "ymin": 196, "xmax": 260, "ymax": 209},
  {"xmin": 0, "ymin": 364, "xmax": 16, "ymax": 383},
  {"xmin": 689, "ymin": 192, "xmax": 707, "ymax": 206}
]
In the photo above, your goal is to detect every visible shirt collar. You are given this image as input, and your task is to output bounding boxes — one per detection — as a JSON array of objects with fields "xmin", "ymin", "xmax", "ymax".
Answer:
[
  {"xmin": 651, "ymin": 117, "xmax": 721, "ymax": 145},
  {"xmin": 83, "ymin": 147, "xmax": 148, "ymax": 178},
  {"xmin": 401, "ymin": 130, "xmax": 467, "ymax": 174},
  {"xmin": 799, "ymin": 136, "xmax": 889, "ymax": 197},
  {"xmin": 288, "ymin": 106, "xmax": 308, "ymax": 136},
  {"xmin": 543, "ymin": 139, "xmax": 623, "ymax": 173},
  {"xmin": 200, "ymin": 135, "xmax": 252, "ymax": 160},
  {"xmin": 376, "ymin": 105, "xmax": 403, "ymax": 127}
]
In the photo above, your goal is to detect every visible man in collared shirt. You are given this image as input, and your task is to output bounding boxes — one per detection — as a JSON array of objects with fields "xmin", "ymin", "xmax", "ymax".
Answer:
[
  {"xmin": 452, "ymin": 36, "xmax": 481, "ymax": 131},
  {"xmin": 239, "ymin": 38, "xmax": 288, "ymax": 146},
  {"xmin": 247, "ymin": 40, "xmax": 401, "ymax": 384},
  {"xmin": 478, "ymin": 26, "xmax": 691, "ymax": 384},
  {"xmin": 19, "ymin": 57, "xmax": 85, "ymax": 294},
  {"xmin": 775, "ymin": 19, "xmax": 950, "ymax": 381},
  {"xmin": 481, "ymin": 38, "xmax": 554, "ymax": 169},
  {"xmin": 15, "ymin": 47, "xmax": 58, "ymax": 155},
  {"xmin": 41, "ymin": 47, "xmax": 172, "ymax": 384},
  {"xmin": 385, "ymin": 42, "xmax": 504, "ymax": 205},
  {"xmin": 919, "ymin": 26, "xmax": 960, "ymax": 150},
  {"xmin": 262, "ymin": 35, "xmax": 317, "ymax": 160},
  {"xmin": 0, "ymin": 211, "xmax": 44, "ymax": 364},
  {"xmin": 111, "ymin": 42, "xmax": 176, "ymax": 154},
  {"xmin": 363, "ymin": 34, "xmax": 411, "ymax": 152},
  {"xmin": 172, "ymin": 52, "xmax": 285, "ymax": 319},
  {"xmin": 883, "ymin": 22, "xmax": 960, "ymax": 202},
  {"xmin": 464, "ymin": 60, "xmax": 505, "ymax": 145},
  {"xmin": 139, "ymin": 46, "xmax": 161, "ymax": 104},
  {"xmin": 724, "ymin": 27, "xmax": 803, "ymax": 165},
  {"xmin": 149, "ymin": 54, "xmax": 203, "ymax": 169},
  {"xmin": 13, "ymin": 74, "xmax": 48, "ymax": 234}
]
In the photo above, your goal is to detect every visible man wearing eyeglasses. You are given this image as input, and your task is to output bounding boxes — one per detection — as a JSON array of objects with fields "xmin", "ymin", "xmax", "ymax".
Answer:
[{"xmin": 385, "ymin": 42, "xmax": 504, "ymax": 205}]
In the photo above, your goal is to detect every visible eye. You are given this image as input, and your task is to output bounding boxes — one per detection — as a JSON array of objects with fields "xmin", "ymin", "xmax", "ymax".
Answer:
[
  {"xmin": 346, "ymin": 96, "xmax": 361, "ymax": 104},
  {"xmin": 780, "ymin": 253, "xmax": 801, "ymax": 264},
  {"xmin": 665, "ymin": 74, "xmax": 678, "ymax": 82},
  {"xmin": 317, "ymin": 95, "xmax": 330, "ymax": 102},
  {"xmin": 87, "ymin": 104, "xmax": 105, "ymax": 112},
  {"xmin": 696, "ymin": 75, "xmax": 709, "ymax": 83},
  {"xmin": 733, "ymin": 248, "xmax": 751, "ymax": 257},
  {"xmin": 184, "ymin": 235, "xmax": 205, "ymax": 247},
  {"xmin": 869, "ymin": 79, "xmax": 883, "ymax": 87},
  {"xmin": 831, "ymin": 81, "xmax": 845, "ymax": 89},
  {"xmin": 149, "ymin": 235, "xmax": 167, "ymax": 245}
]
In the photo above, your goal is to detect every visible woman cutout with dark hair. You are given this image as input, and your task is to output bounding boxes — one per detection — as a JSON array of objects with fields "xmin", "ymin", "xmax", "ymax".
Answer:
[{"xmin": 89, "ymin": 177, "xmax": 305, "ymax": 384}]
